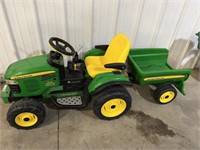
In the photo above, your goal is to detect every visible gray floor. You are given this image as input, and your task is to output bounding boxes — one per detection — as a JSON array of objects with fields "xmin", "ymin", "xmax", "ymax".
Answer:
[{"xmin": 0, "ymin": 69, "xmax": 200, "ymax": 150}]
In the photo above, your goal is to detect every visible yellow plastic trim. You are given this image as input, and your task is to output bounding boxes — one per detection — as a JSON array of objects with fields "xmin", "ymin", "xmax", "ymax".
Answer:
[
  {"xmin": 144, "ymin": 75, "xmax": 185, "ymax": 81},
  {"xmin": 160, "ymin": 91, "xmax": 175, "ymax": 103},
  {"xmin": 101, "ymin": 98, "xmax": 127, "ymax": 117},
  {"xmin": 10, "ymin": 71, "xmax": 55, "ymax": 80},
  {"xmin": 15, "ymin": 112, "xmax": 38, "ymax": 127}
]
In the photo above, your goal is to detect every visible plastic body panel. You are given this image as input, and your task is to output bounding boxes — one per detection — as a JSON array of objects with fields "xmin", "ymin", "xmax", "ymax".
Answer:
[
  {"xmin": 128, "ymin": 48, "xmax": 192, "ymax": 94},
  {"xmin": 5, "ymin": 55, "xmax": 57, "ymax": 79},
  {"xmin": 1, "ymin": 85, "xmax": 10, "ymax": 103},
  {"xmin": 3, "ymin": 55, "xmax": 61, "ymax": 98},
  {"xmin": 82, "ymin": 49, "xmax": 105, "ymax": 60},
  {"xmin": 88, "ymin": 72, "xmax": 130, "ymax": 93}
]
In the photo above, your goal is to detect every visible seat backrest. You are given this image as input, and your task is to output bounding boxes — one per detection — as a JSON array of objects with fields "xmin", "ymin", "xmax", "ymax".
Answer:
[{"xmin": 101, "ymin": 33, "xmax": 131, "ymax": 64}]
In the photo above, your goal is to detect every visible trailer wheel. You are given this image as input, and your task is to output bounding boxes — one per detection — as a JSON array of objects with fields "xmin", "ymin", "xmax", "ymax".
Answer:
[
  {"xmin": 93, "ymin": 86, "xmax": 132, "ymax": 120},
  {"xmin": 154, "ymin": 84, "xmax": 177, "ymax": 104},
  {"xmin": 7, "ymin": 99, "xmax": 46, "ymax": 129}
]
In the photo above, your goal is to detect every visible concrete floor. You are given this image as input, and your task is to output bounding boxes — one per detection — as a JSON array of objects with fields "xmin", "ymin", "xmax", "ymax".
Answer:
[{"xmin": 0, "ymin": 69, "xmax": 200, "ymax": 150}]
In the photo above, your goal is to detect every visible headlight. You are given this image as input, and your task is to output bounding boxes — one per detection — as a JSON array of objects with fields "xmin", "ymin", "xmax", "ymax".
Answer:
[{"xmin": 6, "ymin": 80, "xmax": 18, "ymax": 85}]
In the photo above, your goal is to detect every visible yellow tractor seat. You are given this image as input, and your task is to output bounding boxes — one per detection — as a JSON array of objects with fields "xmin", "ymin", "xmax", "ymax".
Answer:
[{"xmin": 85, "ymin": 33, "xmax": 131, "ymax": 78}]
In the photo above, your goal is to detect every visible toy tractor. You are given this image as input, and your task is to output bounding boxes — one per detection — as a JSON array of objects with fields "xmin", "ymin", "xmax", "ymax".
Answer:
[{"xmin": 0, "ymin": 34, "xmax": 192, "ymax": 129}]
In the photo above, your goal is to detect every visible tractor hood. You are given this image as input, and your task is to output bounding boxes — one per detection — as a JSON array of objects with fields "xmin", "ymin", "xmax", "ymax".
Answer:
[{"xmin": 5, "ymin": 55, "xmax": 56, "ymax": 79}]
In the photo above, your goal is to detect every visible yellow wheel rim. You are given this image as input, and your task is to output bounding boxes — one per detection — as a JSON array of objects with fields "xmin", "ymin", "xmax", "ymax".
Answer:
[
  {"xmin": 160, "ymin": 91, "xmax": 175, "ymax": 103},
  {"xmin": 15, "ymin": 112, "xmax": 38, "ymax": 127},
  {"xmin": 101, "ymin": 98, "xmax": 127, "ymax": 117}
]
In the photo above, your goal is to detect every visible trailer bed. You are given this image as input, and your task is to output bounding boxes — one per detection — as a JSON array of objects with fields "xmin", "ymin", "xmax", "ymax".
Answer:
[{"xmin": 128, "ymin": 48, "xmax": 192, "ymax": 94}]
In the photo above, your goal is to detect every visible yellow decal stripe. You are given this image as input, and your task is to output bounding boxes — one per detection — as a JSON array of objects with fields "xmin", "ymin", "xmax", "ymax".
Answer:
[
  {"xmin": 11, "ymin": 71, "xmax": 55, "ymax": 80},
  {"xmin": 144, "ymin": 75, "xmax": 185, "ymax": 81}
]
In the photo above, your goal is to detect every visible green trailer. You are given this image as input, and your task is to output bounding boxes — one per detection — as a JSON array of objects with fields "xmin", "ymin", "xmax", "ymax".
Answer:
[
  {"xmin": 0, "ymin": 34, "xmax": 192, "ymax": 129},
  {"xmin": 128, "ymin": 48, "xmax": 192, "ymax": 104}
]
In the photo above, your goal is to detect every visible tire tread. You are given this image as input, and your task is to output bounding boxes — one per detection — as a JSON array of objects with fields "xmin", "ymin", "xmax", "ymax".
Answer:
[
  {"xmin": 7, "ymin": 99, "xmax": 46, "ymax": 129},
  {"xmin": 93, "ymin": 86, "xmax": 132, "ymax": 120}
]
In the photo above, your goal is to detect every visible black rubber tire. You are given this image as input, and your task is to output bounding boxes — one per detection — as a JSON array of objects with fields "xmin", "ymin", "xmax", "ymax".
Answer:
[
  {"xmin": 7, "ymin": 99, "xmax": 46, "ymax": 129},
  {"xmin": 153, "ymin": 84, "xmax": 177, "ymax": 104},
  {"xmin": 93, "ymin": 86, "xmax": 132, "ymax": 120}
]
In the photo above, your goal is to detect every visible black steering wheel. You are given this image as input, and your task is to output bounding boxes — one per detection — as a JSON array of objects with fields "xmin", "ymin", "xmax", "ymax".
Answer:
[{"xmin": 49, "ymin": 37, "xmax": 75, "ymax": 56}]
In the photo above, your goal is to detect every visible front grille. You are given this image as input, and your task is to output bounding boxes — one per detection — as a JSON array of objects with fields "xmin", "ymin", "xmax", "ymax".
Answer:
[{"xmin": 9, "ymin": 84, "xmax": 21, "ymax": 93}]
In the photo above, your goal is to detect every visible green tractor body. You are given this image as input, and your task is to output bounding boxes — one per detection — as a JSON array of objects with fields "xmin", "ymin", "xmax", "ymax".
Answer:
[{"xmin": 0, "ymin": 34, "xmax": 192, "ymax": 129}]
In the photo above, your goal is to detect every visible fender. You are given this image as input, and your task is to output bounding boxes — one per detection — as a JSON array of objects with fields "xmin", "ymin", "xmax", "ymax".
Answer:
[{"xmin": 88, "ymin": 72, "xmax": 131, "ymax": 94}]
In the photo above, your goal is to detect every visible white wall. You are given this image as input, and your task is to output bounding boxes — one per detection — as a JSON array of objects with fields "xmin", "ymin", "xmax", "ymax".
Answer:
[{"xmin": 0, "ymin": 0, "xmax": 199, "ymax": 73}]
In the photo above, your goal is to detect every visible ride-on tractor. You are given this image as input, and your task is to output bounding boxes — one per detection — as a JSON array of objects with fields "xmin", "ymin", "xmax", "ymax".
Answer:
[{"xmin": 0, "ymin": 34, "xmax": 192, "ymax": 129}]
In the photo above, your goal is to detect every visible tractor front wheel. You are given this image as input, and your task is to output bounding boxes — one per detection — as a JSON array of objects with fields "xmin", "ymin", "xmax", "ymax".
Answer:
[
  {"xmin": 93, "ymin": 86, "xmax": 132, "ymax": 120},
  {"xmin": 7, "ymin": 99, "xmax": 46, "ymax": 129}
]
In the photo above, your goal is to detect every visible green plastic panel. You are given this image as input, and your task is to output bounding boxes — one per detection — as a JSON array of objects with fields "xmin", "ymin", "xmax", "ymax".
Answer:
[
  {"xmin": 0, "ymin": 85, "xmax": 10, "ymax": 103},
  {"xmin": 4, "ymin": 54, "xmax": 61, "ymax": 97},
  {"xmin": 5, "ymin": 55, "xmax": 56, "ymax": 79},
  {"xmin": 88, "ymin": 72, "xmax": 130, "ymax": 93},
  {"xmin": 128, "ymin": 48, "xmax": 192, "ymax": 94},
  {"xmin": 82, "ymin": 48, "xmax": 105, "ymax": 60}
]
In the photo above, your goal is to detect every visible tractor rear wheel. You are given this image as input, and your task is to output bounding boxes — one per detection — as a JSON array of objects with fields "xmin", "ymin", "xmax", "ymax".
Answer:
[
  {"xmin": 153, "ymin": 84, "xmax": 177, "ymax": 104},
  {"xmin": 93, "ymin": 86, "xmax": 132, "ymax": 120},
  {"xmin": 7, "ymin": 99, "xmax": 46, "ymax": 129}
]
